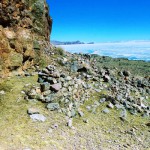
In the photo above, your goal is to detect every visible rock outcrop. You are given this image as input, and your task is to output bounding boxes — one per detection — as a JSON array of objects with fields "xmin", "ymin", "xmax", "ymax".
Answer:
[{"xmin": 0, "ymin": 0, "xmax": 52, "ymax": 78}]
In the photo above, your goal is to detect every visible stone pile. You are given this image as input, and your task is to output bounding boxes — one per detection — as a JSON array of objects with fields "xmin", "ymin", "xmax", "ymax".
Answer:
[
  {"xmin": 25, "ymin": 54, "xmax": 150, "ymax": 125},
  {"xmin": 26, "ymin": 65, "xmax": 94, "ymax": 122},
  {"xmin": 106, "ymin": 73, "xmax": 150, "ymax": 118},
  {"xmin": 71, "ymin": 54, "xmax": 150, "ymax": 118}
]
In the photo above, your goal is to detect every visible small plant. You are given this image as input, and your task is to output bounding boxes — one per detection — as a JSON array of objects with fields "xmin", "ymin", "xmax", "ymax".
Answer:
[{"xmin": 55, "ymin": 47, "xmax": 64, "ymax": 56}]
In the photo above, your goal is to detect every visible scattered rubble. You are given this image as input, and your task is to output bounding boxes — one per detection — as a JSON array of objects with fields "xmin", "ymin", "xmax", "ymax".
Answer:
[{"xmin": 25, "ymin": 54, "xmax": 150, "ymax": 126}]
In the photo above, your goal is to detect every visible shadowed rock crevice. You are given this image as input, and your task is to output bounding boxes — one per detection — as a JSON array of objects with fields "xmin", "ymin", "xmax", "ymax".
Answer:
[{"xmin": 0, "ymin": 19, "xmax": 11, "ymax": 28}]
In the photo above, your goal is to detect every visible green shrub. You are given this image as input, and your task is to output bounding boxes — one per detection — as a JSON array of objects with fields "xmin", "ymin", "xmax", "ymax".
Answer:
[{"xmin": 55, "ymin": 47, "xmax": 64, "ymax": 56}]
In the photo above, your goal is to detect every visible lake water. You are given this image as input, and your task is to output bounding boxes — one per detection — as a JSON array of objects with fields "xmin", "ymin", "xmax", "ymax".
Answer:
[{"xmin": 58, "ymin": 41, "xmax": 150, "ymax": 61}]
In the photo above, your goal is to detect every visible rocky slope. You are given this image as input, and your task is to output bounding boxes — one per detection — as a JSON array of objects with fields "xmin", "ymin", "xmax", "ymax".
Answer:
[
  {"xmin": 0, "ymin": 52, "xmax": 150, "ymax": 150},
  {"xmin": 0, "ymin": 1, "xmax": 150, "ymax": 150},
  {"xmin": 25, "ymin": 53, "xmax": 150, "ymax": 122},
  {"xmin": 0, "ymin": 0, "xmax": 52, "ymax": 78}
]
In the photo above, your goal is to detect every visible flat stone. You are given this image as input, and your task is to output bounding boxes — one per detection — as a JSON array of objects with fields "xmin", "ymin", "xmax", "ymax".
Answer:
[
  {"xmin": 47, "ymin": 103, "xmax": 60, "ymax": 111},
  {"xmin": 28, "ymin": 89, "xmax": 37, "ymax": 99},
  {"xmin": 94, "ymin": 101, "xmax": 100, "ymax": 106},
  {"xmin": 21, "ymin": 91, "xmax": 26, "ymax": 94},
  {"xmin": 115, "ymin": 104, "xmax": 124, "ymax": 109},
  {"xmin": 27, "ymin": 108, "xmax": 39, "ymax": 115},
  {"xmin": 86, "ymin": 106, "xmax": 91, "ymax": 111},
  {"xmin": 44, "ymin": 94, "xmax": 54, "ymax": 102},
  {"xmin": 71, "ymin": 61, "xmax": 78, "ymax": 72},
  {"xmin": 67, "ymin": 118, "xmax": 73, "ymax": 127},
  {"xmin": 50, "ymin": 71, "xmax": 60, "ymax": 78},
  {"xmin": 78, "ymin": 110, "xmax": 84, "ymax": 117},
  {"xmin": 47, "ymin": 65, "xmax": 55, "ymax": 71},
  {"xmin": 83, "ymin": 119, "xmax": 88, "ymax": 123},
  {"xmin": 99, "ymin": 98, "xmax": 106, "ymax": 103},
  {"xmin": 71, "ymin": 109, "xmax": 76, "ymax": 117},
  {"xmin": 47, "ymin": 128, "xmax": 53, "ymax": 133},
  {"xmin": 102, "ymin": 108, "xmax": 110, "ymax": 114},
  {"xmin": 107, "ymin": 102, "xmax": 114, "ymax": 109},
  {"xmin": 50, "ymin": 83, "xmax": 62, "ymax": 92},
  {"xmin": 47, "ymin": 77, "xmax": 57, "ymax": 84},
  {"xmin": 95, "ymin": 89, "xmax": 101, "ymax": 92},
  {"xmin": 116, "ymin": 94, "xmax": 123, "ymax": 101},
  {"xmin": 43, "ymin": 90, "xmax": 51, "ymax": 96},
  {"xmin": 120, "ymin": 109, "xmax": 127, "ymax": 121},
  {"xmin": 42, "ymin": 68, "xmax": 49, "ymax": 74},
  {"xmin": 30, "ymin": 114, "xmax": 46, "ymax": 122},
  {"xmin": 65, "ymin": 76, "xmax": 72, "ymax": 81},
  {"xmin": 24, "ymin": 148, "xmax": 31, "ymax": 150},
  {"xmin": 38, "ymin": 72, "xmax": 48, "ymax": 77}
]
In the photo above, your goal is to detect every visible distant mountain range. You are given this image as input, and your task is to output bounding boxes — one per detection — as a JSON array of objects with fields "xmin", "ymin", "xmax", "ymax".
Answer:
[{"xmin": 51, "ymin": 40, "xmax": 94, "ymax": 45}]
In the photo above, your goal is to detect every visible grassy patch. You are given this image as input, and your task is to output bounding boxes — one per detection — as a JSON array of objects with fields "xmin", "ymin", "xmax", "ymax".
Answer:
[
  {"xmin": 55, "ymin": 47, "xmax": 64, "ymax": 56},
  {"xmin": 0, "ymin": 76, "xmax": 149, "ymax": 149}
]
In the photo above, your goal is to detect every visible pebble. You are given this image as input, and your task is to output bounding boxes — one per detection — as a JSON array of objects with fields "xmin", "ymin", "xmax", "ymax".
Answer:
[
  {"xmin": 86, "ymin": 106, "xmax": 91, "ymax": 111},
  {"xmin": 99, "ymin": 98, "xmax": 106, "ymax": 103},
  {"xmin": 83, "ymin": 119, "xmax": 88, "ymax": 123},
  {"xmin": 102, "ymin": 108, "xmax": 110, "ymax": 114},
  {"xmin": 78, "ymin": 110, "xmax": 84, "ymax": 117},
  {"xmin": 67, "ymin": 118, "xmax": 73, "ymax": 127},
  {"xmin": 47, "ymin": 128, "xmax": 53, "ymax": 133},
  {"xmin": 51, "ymin": 123, "xmax": 58, "ymax": 129},
  {"xmin": 107, "ymin": 102, "xmax": 114, "ymax": 109},
  {"xmin": 65, "ymin": 76, "xmax": 72, "ymax": 81},
  {"xmin": 0, "ymin": 90, "xmax": 5, "ymax": 95}
]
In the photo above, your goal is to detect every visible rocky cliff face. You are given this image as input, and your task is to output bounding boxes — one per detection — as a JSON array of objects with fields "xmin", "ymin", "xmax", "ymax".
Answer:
[{"xmin": 0, "ymin": 0, "xmax": 52, "ymax": 78}]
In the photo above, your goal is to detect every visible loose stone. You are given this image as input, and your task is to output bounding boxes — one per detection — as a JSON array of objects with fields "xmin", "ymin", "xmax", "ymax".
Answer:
[
  {"xmin": 27, "ymin": 108, "xmax": 40, "ymax": 115},
  {"xmin": 30, "ymin": 114, "xmax": 46, "ymax": 122},
  {"xmin": 102, "ymin": 108, "xmax": 110, "ymax": 114},
  {"xmin": 47, "ymin": 103, "xmax": 60, "ymax": 111}
]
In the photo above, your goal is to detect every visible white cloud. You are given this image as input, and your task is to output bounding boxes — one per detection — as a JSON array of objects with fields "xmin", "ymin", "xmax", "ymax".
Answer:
[{"xmin": 59, "ymin": 41, "xmax": 150, "ymax": 61}]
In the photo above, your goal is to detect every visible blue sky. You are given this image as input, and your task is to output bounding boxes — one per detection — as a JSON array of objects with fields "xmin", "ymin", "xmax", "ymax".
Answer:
[{"xmin": 47, "ymin": 0, "xmax": 150, "ymax": 42}]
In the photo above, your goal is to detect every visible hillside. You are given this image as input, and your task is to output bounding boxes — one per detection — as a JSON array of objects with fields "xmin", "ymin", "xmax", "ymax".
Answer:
[{"xmin": 0, "ymin": 1, "xmax": 150, "ymax": 150}]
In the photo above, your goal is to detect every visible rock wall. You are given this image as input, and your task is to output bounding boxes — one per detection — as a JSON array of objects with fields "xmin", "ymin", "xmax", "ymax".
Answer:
[{"xmin": 0, "ymin": 0, "xmax": 52, "ymax": 78}]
